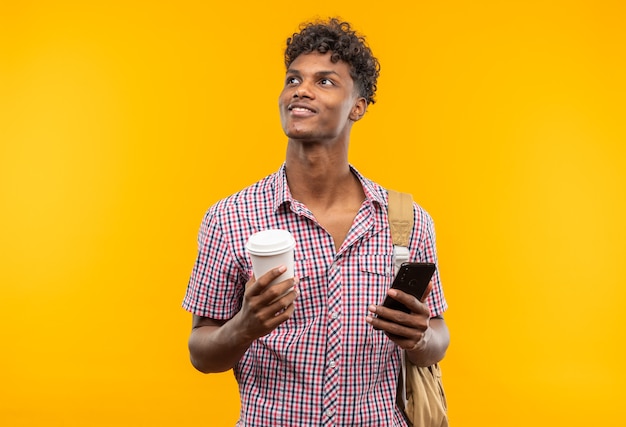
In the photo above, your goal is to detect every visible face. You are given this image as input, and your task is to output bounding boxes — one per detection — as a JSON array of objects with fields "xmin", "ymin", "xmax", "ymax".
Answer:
[{"xmin": 279, "ymin": 52, "xmax": 366, "ymax": 143}]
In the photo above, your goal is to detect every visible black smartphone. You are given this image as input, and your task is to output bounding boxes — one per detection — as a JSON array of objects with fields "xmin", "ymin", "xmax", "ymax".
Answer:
[{"xmin": 382, "ymin": 262, "xmax": 436, "ymax": 313}]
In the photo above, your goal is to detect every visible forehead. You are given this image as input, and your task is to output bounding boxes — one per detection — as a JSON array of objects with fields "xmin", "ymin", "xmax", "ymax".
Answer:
[{"xmin": 287, "ymin": 52, "xmax": 353, "ymax": 79}]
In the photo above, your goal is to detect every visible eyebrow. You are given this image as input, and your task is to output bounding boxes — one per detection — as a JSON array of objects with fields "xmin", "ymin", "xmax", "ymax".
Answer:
[{"xmin": 286, "ymin": 69, "xmax": 342, "ymax": 79}]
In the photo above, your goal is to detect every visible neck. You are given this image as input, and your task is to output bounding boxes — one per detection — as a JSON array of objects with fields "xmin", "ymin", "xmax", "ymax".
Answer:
[{"xmin": 284, "ymin": 140, "xmax": 360, "ymax": 209}]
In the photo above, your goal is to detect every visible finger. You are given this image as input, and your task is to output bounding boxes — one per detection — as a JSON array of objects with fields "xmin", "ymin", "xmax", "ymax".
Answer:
[
  {"xmin": 264, "ymin": 277, "xmax": 299, "ymax": 305},
  {"xmin": 368, "ymin": 302, "xmax": 414, "ymax": 325},
  {"xmin": 269, "ymin": 284, "xmax": 299, "ymax": 311},
  {"xmin": 384, "ymin": 289, "xmax": 430, "ymax": 316},
  {"xmin": 269, "ymin": 301, "xmax": 296, "ymax": 325},
  {"xmin": 258, "ymin": 288, "xmax": 298, "ymax": 325},
  {"xmin": 367, "ymin": 312, "xmax": 423, "ymax": 340},
  {"xmin": 252, "ymin": 301, "xmax": 297, "ymax": 334},
  {"xmin": 246, "ymin": 266, "xmax": 288, "ymax": 295}
]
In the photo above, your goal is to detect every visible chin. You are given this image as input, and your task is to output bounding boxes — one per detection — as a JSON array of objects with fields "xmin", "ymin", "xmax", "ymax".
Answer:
[{"xmin": 285, "ymin": 128, "xmax": 315, "ymax": 139}]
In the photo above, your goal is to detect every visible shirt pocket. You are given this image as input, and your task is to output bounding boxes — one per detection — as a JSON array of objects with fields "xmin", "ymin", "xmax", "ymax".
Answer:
[{"xmin": 357, "ymin": 254, "xmax": 395, "ymax": 306}]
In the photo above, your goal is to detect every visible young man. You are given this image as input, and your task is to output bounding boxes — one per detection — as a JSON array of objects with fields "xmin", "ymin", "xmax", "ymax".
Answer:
[{"xmin": 183, "ymin": 18, "xmax": 449, "ymax": 426}]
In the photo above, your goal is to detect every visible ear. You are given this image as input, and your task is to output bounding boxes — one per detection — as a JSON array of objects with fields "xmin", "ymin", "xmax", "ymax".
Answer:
[{"xmin": 349, "ymin": 97, "xmax": 368, "ymax": 122}]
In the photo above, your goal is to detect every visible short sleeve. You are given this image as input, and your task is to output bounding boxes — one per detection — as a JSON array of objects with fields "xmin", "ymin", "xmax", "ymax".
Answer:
[
  {"xmin": 182, "ymin": 206, "xmax": 245, "ymax": 319},
  {"xmin": 411, "ymin": 204, "xmax": 448, "ymax": 317}
]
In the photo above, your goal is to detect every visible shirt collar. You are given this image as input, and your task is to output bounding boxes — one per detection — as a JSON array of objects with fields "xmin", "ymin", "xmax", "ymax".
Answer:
[{"xmin": 272, "ymin": 163, "xmax": 386, "ymax": 212}]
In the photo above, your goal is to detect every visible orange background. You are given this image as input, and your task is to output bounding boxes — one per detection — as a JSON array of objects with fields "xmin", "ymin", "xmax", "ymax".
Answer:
[{"xmin": 1, "ymin": 1, "xmax": 625, "ymax": 426}]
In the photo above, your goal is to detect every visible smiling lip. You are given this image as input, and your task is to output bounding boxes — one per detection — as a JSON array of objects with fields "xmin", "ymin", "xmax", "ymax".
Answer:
[{"xmin": 288, "ymin": 103, "xmax": 317, "ymax": 115}]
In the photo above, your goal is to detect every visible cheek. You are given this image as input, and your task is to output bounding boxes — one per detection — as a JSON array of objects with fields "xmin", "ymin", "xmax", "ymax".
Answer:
[
  {"xmin": 278, "ymin": 95, "xmax": 288, "ymax": 119},
  {"xmin": 278, "ymin": 87, "xmax": 292, "ymax": 103},
  {"xmin": 278, "ymin": 101, "xmax": 292, "ymax": 132},
  {"xmin": 278, "ymin": 92, "xmax": 293, "ymax": 112}
]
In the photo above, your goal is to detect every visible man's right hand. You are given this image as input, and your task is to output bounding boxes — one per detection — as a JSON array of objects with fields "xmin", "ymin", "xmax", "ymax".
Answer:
[
  {"xmin": 187, "ymin": 266, "xmax": 299, "ymax": 374},
  {"xmin": 236, "ymin": 265, "xmax": 300, "ymax": 341}
]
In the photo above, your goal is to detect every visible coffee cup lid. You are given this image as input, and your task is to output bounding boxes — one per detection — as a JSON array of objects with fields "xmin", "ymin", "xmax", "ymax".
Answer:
[{"xmin": 245, "ymin": 229, "xmax": 295, "ymax": 255}]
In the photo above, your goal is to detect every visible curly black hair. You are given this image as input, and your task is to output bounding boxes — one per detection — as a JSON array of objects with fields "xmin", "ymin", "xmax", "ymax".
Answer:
[{"xmin": 284, "ymin": 18, "xmax": 380, "ymax": 105}]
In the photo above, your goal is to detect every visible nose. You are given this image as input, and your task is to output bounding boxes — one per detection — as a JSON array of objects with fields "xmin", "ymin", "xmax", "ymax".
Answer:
[{"xmin": 293, "ymin": 82, "xmax": 313, "ymax": 99}]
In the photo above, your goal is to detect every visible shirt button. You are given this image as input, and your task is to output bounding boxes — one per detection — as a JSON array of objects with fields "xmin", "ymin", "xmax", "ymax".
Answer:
[
  {"xmin": 330, "ymin": 312, "xmax": 338, "ymax": 320},
  {"xmin": 329, "ymin": 360, "xmax": 336, "ymax": 368}
]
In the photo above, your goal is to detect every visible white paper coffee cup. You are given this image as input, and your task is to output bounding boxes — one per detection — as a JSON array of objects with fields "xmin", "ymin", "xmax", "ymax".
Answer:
[{"xmin": 245, "ymin": 229, "xmax": 295, "ymax": 286}]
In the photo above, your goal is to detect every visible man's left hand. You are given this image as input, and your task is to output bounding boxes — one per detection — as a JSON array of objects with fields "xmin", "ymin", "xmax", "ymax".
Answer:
[{"xmin": 365, "ymin": 282, "xmax": 433, "ymax": 351}]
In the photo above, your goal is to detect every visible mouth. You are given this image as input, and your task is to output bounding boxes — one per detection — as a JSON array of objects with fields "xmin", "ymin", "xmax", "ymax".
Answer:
[{"xmin": 288, "ymin": 103, "xmax": 316, "ymax": 114}]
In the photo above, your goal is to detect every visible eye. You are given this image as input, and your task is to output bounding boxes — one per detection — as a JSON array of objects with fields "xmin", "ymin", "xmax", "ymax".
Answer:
[
  {"xmin": 286, "ymin": 76, "xmax": 300, "ymax": 86},
  {"xmin": 320, "ymin": 78, "xmax": 334, "ymax": 86}
]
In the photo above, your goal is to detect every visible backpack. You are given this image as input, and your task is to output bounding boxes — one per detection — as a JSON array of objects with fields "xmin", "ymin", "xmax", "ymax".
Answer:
[{"xmin": 388, "ymin": 189, "xmax": 449, "ymax": 427}]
